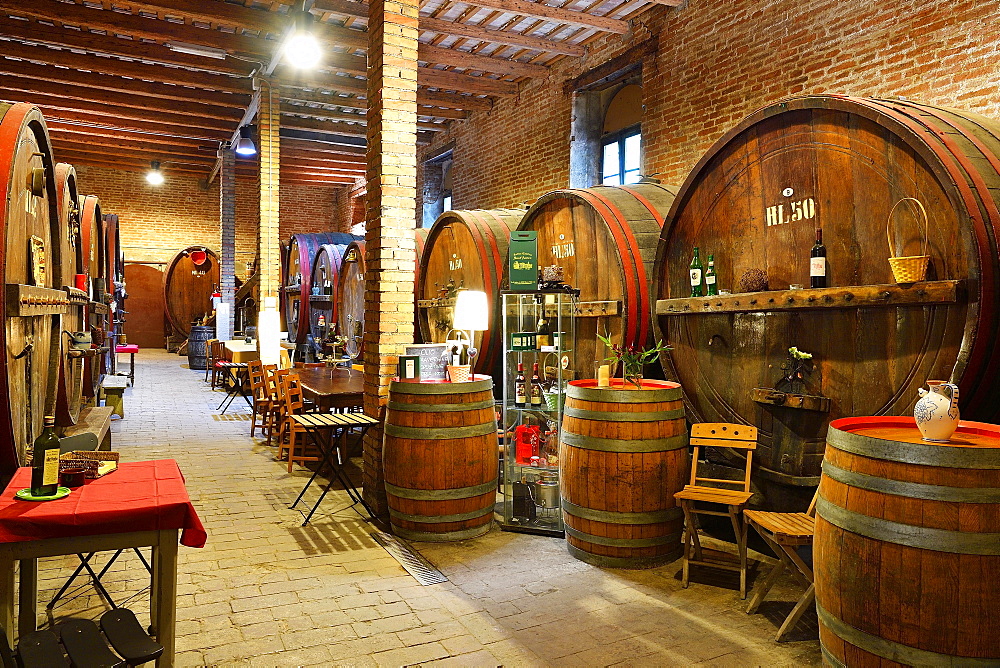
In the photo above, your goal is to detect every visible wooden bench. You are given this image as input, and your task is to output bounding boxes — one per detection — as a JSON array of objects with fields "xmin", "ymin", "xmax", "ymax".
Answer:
[
  {"xmin": 100, "ymin": 376, "xmax": 129, "ymax": 419},
  {"xmin": 61, "ymin": 406, "xmax": 114, "ymax": 451}
]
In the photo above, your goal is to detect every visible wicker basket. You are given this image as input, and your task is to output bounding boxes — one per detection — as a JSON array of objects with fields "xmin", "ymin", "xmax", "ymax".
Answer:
[
  {"xmin": 887, "ymin": 197, "xmax": 931, "ymax": 283},
  {"xmin": 59, "ymin": 451, "xmax": 120, "ymax": 478},
  {"xmin": 447, "ymin": 365, "xmax": 471, "ymax": 383}
]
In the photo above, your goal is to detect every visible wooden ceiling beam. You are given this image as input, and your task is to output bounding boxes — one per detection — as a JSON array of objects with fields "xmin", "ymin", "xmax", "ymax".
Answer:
[
  {"xmin": 418, "ymin": 43, "xmax": 547, "ymax": 77},
  {"xmin": 281, "ymin": 150, "xmax": 365, "ymax": 166},
  {"xmin": 417, "ymin": 89, "xmax": 492, "ymax": 110},
  {"xmin": 448, "ymin": 0, "xmax": 627, "ymax": 34},
  {"xmin": 418, "ymin": 105, "xmax": 469, "ymax": 119},
  {"xmin": 0, "ymin": 58, "xmax": 250, "ymax": 107},
  {"xmin": 0, "ymin": 0, "xmax": 270, "ymax": 57},
  {"xmin": 49, "ymin": 132, "xmax": 218, "ymax": 159},
  {"xmin": 281, "ymin": 104, "xmax": 445, "ymax": 131},
  {"xmin": 418, "ymin": 67, "xmax": 517, "ymax": 95},
  {"xmin": 0, "ymin": 89, "xmax": 236, "ymax": 134},
  {"xmin": 419, "ymin": 17, "xmax": 585, "ymax": 56},
  {"xmin": 311, "ymin": 0, "xmax": 368, "ymax": 20},
  {"xmin": 0, "ymin": 40, "xmax": 250, "ymax": 95},
  {"xmin": 280, "ymin": 138, "xmax": 366, "ymax": 156},
  {"xmin": 47, "ymin": 122, "xmax": 217, "ymax": 150},
  {"xmin": 280, "ymin": 86, "xmax": 492, "ymax": 111},
  {"xmin": 278, "ymin": 115, "xmax": 367, "ymax": 138},
  {"xmin": 0, "ymin": 16, "xmax": 252, "ymax": 76},
  {"xmin": 35, "ymin": 108, "xmax": 229, "ymax": 142}
]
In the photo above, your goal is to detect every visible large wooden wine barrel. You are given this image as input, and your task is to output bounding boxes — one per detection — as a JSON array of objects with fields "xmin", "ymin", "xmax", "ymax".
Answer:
[
  {"xmin": 282, "ymin": 233, "xmax": 359, "ymax": 344},
  {"xmin": 307, "ymin": 243, "xmax": 349, "ymax": 346},
  {"xmin": 53, "ymin": 164, "xmax": 86, "ymax": 426},
  {"xmin": 0, "ymin": 103, "xmax": 64, "ymax": 474},
  {"xmin": 383, "ymin": 377, "xmax": 498, "ymax": 541},
  {"xmin": 164, "ymin": 246, "xmax": 219, "ymax": 339},
  {"xmin": 655, "ymin": 95, "xmax": 1000, "ymax": 510},
  {"xmin": 337, "ymin": 240, "xmax": 366, "ymax": 357},
  {"xmin": 79, "ymin": 195, "xmax": 104, "ymax": 399},
  {"xmin": 417, "ymin": 209, "xmax": 523, "ymax": 377},
  {"xmin": 815, "ymin": 416, "xmax": 1000, "ymax": 666},
  {"xmin": 413, "ymin": 227, "xmax": 427, "ymax": 344},
  {"xmin": 559, "ymin": 379, "xmax": 688, "ymax": 568},
  {"xmin": 517, "ymin": 183, "xmax": 677, "ymax": 380}
]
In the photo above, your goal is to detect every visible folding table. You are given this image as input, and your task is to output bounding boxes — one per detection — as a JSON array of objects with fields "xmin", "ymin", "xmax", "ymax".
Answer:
[{"xmin": 215, "ymin": 361, "xmax": 250, "ymax": 413}]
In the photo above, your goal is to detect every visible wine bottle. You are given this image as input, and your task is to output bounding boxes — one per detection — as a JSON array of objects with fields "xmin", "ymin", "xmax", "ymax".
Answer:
[
  {"xmin": 459, "ymin": 340, "xmax": 469, "ymax": 365},
  {"xmin": 514, "ymin": 363, "xmax": 527, "ymax": 407},
  {"xmin": 536, "ymin": 314, "xmax": 551, "ymax": 348},
  {"xmin": 705, "ymin": 254, "xmax": 718, "ymax": 296},
  {"xmin": 810, "ymin": 229, "xmax": 827, "ymax": 288},
  {"xmin": 690, "ymin": 247, "xmax": 704, "ymax": 297},
  {"xmin": 451, "ymin": 344, "xmax": 461, "ymax": 366},
  {"xmin": 31, "ymin": 416, "xmax": 60, "ymax": 497},
  {"xmin": 530, "ymin": 363, "xmax": 543, "ymax": 406}
]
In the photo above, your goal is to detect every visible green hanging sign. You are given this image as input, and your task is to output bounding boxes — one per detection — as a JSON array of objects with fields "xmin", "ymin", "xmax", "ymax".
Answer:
[{"xmin": 508, "ymin": 231, "xmax": 538, "ymax": 291}]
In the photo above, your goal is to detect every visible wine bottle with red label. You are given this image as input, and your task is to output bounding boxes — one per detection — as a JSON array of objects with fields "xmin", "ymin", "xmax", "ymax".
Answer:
[{"xmin": 810, "ymin": 229, "xmax": 827, "ymax": 288}]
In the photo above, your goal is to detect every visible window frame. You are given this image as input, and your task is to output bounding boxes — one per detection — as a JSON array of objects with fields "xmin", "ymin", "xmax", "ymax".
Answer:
[{"xmin": 600, "ymin": 123, "xmax": 642, "ymax": 187}]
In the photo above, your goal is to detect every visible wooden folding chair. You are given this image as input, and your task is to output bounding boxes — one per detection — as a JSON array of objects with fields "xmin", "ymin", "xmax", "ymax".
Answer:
[
  {"xmin": 674, "ymin": 423, "xmax": 757, "ymax": 599},
  {"xmin": 277, "ymin": 376, "xmax": 320, "ymax": 472},
  {"xmin": 248, "ymin": 361, "xmax": 277, "ymax": 439},
  {"xmin": 266, "ymin": 367, "xmax": 293, "ymax": 446},
  {"xmin": 744, "ymin": 489, "xmax": 817, "ymax": 641}
]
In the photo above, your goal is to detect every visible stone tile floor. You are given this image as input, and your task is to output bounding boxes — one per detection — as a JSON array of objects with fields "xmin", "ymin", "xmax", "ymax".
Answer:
[{"xmin": 30, "ymin": 350, "xmax": 821, "ymax": 666}]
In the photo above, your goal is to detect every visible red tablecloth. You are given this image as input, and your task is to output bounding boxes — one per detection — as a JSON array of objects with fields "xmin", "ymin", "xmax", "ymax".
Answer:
[{"xmin": 0, "ymin": 460, "xmax": 206, "ymax": 548}]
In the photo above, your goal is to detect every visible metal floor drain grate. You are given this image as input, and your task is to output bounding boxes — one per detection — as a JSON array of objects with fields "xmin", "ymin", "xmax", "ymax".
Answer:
[{"xmin": 371, "ymin": 531, "xmax": 448, "ymax": 586}]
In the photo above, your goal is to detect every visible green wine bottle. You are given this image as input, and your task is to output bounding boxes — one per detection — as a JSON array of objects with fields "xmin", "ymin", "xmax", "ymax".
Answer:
[
  {"xmin": 689, "ymin": 247, "xmax": 704, "ymax": 297},
  {"xmin": 31, "ymin": 416, "xmax": 61, "ymax": 497},
  {"xmin": 705, "ymin": 254, "xmax": 718, "ymax": 296}
]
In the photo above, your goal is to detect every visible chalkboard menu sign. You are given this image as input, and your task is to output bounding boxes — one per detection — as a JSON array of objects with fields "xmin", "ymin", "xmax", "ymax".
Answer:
[
  {"xmin": 404, "ymin": 344, "xmax": 450, "ymax": 381},
  {"xmin": 508, "ymin": 231, "xmax": 538, "ymax": 291}
]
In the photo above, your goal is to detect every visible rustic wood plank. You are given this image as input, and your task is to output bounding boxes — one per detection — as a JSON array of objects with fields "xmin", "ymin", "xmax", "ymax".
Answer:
[
  {"xmin": 450, "ymin": 0, "xmax": 627, "ymax": 34},
  {"xmin": 656, "ymin": 281, "xmax": 961, "ymax": 315},
  {"xmin": 419, "ymin": 16, "xmax": 585, "ymax": 56},
  {"xmin": 419, "ymin": 43, "xmax": 547, "ymax": 77}
]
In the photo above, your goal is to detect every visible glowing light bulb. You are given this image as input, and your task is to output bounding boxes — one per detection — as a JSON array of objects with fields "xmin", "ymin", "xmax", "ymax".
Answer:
[{"xmin": 284, "ymin": 32, "xmax": 322, "ymax": 69}]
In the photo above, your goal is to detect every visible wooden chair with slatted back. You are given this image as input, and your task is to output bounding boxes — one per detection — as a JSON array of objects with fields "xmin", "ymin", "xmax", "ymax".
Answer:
[
  {"xmin": 248, "ymin": 361, "xmax": 275, "ymax": 439},
  {"xmin": 673, "ymin": 422, "xmax": 757, "ymax": 599},
  {"xmin": 266, "ymin": 367, "xmax": 293, "ymax": 446},
  {"xmin": 278, "ymin": 376, "xmax": 319, "ymax": 472},
  {"xmin": 744, "ymin": 488, "xmax": 818, "ymax": 641},
  {"xmin": 207, "ymin": 340, "xmax": 229, "ymax": 389}
]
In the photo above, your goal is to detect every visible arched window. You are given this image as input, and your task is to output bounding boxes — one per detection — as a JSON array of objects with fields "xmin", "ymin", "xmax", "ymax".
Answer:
[{"xmin": 600, "ymin": 84, "xmax": 642, "ymax": 186}]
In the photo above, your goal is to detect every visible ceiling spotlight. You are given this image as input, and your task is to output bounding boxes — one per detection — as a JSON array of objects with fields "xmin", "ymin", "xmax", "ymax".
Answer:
[
  {"xmin": 146, "ymin": 161, "xmax": 164, "ymax": 186},
  {"xmin": 284, "ymin": 4, "xmax": 322, "ymax": 70},
  {"xmin": 235, "ymin": 125, "xmax": 257, "ymax": 157}
]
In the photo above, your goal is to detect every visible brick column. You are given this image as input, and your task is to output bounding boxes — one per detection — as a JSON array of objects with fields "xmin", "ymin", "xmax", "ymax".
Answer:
[
  {"xmin": 259, "ymin": 82, "xmax": 281, "ymax": 303},
  {"xmin": 219, "ymin": 148, "xmax": 236, "ymax": 339},
  {"xmin": 363, "ymin": 0, "xmax": 419, "ymax": 521}
]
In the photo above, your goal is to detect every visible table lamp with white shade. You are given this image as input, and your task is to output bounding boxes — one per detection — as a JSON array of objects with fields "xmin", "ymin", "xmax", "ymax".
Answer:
[{"xmin": 452, "ymin": 290, "xmax": 490, "ymax": 365}]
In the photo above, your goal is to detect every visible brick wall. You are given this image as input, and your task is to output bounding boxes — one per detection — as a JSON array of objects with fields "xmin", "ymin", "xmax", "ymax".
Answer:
[
  {"xmin": 75, "ymin": 165, "xmax": 352, "ymax": 278},
  {"xmin": 420, "ymin": 0, "xmax": 1000, "ymax": 211}
]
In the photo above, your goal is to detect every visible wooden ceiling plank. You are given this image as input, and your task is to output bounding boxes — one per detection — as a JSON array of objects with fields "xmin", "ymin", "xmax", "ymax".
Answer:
[
  {"xmin": 0, "ymin": 75, "xmax": 241, "ymax": 121},
  {"xmin": 46, "ymin": 121, "xmax": 217, "ymax": 148},
  {"xmin": 0, "ymin": 40, "xmax": 250, "ymax": 95},
  {"xmin": 280, "ymin": 103, "xmax": 444, "ymax": 131},
  {"xmin": 35, "ymin": 107, "xmax": 229, "ymax": 141},
  {"xmin": 0, "ymin": 16, "xmax": 252, "ymax": 76},
  {"xmin": 455, "ymin": 0, "xmax": 626, "ymax": 33},
  {"xmin": 48, "ymin": 131, "xmax": 219, "ymax": 157},
  {"xmin": 279, "ymin": 115, "xmax": 367, "ymax": 138},
  {"xmin": 418, "ymin": 43, "xmax": 546, "ymax": 77},
  {"xmin": 0, "ymin": 58, "xmax": 250, "ymax": 107},
  {"xmin": 416, "ymin": 89, "xmax": 492, "ymax": 110},
  {"xmin": 418, "ymin": 66, "xmax": 517, "ymax": 95},
  {"xmin": 419, "ymin": 16, "xmax": 585, "ymax": 56},
  {"xmin": 281, "ymin": 137, "xmax": 367, "ymax": 155}
]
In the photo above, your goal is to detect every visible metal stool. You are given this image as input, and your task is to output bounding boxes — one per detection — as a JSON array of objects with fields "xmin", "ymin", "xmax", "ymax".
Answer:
[{"xmin": 115, "ymin": 344, "xmax": 138, "ymax": 386}]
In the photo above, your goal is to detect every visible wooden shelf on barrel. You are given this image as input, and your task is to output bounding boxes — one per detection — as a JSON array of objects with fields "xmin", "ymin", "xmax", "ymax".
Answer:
[
  {"xmin": 307, "ymin": 295, "xmax": 333, "ymax": 303},
  {"xmin": 5, "ymin": 284, "xmax": 72, "ymax": 316},
  {"xmin": 656, "ymin": 280, "xmax": 960, "ymax": 316}
]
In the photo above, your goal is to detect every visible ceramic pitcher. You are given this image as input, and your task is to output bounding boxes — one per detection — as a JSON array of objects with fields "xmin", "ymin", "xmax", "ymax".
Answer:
[{"xmin": 914, "ymin": 380, "xmax": 960, "ymax": 442}]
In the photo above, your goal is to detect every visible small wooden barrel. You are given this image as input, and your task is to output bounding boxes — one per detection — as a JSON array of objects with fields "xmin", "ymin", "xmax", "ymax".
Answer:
[
  {"xmin": 0, "ymin": 103, "xmax": 64, "ymax": 473},
  {"xmin": 815, "ymin": 416, "xmax": 1000, "ymax": 666},
  {"xmin": 186, "ymin": 326, "xmax": 215, "ymax": 370},
  {"xmin": 283, "ymin": 232, "xmax": 359, "ymax": 344},
  {"xmin": 383, "ymin": 377, "xmax": 498, "ymax": 542},
  {"xmin": 308, "ymin": 243, "xmax": 347, "ymax": 345},
  {"xmin": 560, "ymin": 379, "xmax": 688, "ymax": 568},
  {"xmin": 417, "ymin": 209, "xmax": 523, "ymax": 376},
  {"xmin": 337, "ymin": 240, "xmax": 366, "ymax": 356},
  {"xmin": 164, "ymin": 246, "xmax": 219, "ymax": 339},
  {"xmin": 53, "ymin": 163, "xmax": 85, "ymax": 426},
  {"xmin": 517, "ymin": 183, "xmax": 677, "ymax": 380}
]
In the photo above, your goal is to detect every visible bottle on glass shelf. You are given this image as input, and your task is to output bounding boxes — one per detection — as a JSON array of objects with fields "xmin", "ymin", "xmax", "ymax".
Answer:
[
  {"xmin": 530, "ymin": 363, "xmax": 543, "ymax": 406},
  {"xmin": 514, "ymin": 363, "xmax": 527, "ymax": 407},
  {"xmin": 810, "ymin": 229, "xmax": 827, "ymax": 288},
  {"xmin": 705, "ymin": 254, "xmax": 718, "ymax": 296},
  {"xmin": 31, "ymin": 416, "xmax": 60, "ymax": 497},
  {"xmin": 536, "ymin": 314, "xmax": 551, "ymax": 348},
  {"xmin": 690, "ymin": 247, "xmax": 704, "ymax": 297}
]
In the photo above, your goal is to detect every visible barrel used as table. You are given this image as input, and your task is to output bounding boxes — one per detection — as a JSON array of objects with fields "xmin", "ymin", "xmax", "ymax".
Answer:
[
  {"xmin": 559, "ymin": 379, "xmax": 689, "ymax": 568},
  {"xmin": 187, "ymin": 326, "xmax": 215, "ymax": 371},
  {"xmin": 815, "ymin": 416, "xmax": 1000, "ymax": 666},
  {"xmin": 383, "ymin": 377, "xmax": 498, "ymax": 542}
]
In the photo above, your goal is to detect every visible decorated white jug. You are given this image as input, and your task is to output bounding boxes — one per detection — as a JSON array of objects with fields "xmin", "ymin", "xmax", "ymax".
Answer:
[{"xmin": 914, "ymin": 380, "xmax": 960, "ymax": 442}]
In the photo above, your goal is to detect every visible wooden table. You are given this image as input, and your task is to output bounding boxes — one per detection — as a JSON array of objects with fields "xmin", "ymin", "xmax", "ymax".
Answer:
[
  {"xmin": 0, "ymin": 460, "xmax": 206, "ymax": 667},
  {"xmin": 224, "ymin": 340, "xmax": 259, "ymax": 363},
  {"xmin": 296, "ymin": 367, "xmax": 364, "ymax": 411}
]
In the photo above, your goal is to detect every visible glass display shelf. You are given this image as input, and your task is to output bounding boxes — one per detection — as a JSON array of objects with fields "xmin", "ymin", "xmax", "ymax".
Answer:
[{"xmin": 496, "ymin": 290, "xmax": 577, "ymax": 537}]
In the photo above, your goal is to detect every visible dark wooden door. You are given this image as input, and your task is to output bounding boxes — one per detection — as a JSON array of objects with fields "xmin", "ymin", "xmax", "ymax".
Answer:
[{"xmin": 124, "ymin": 263, "xmax": 166, "ymax": 349}]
